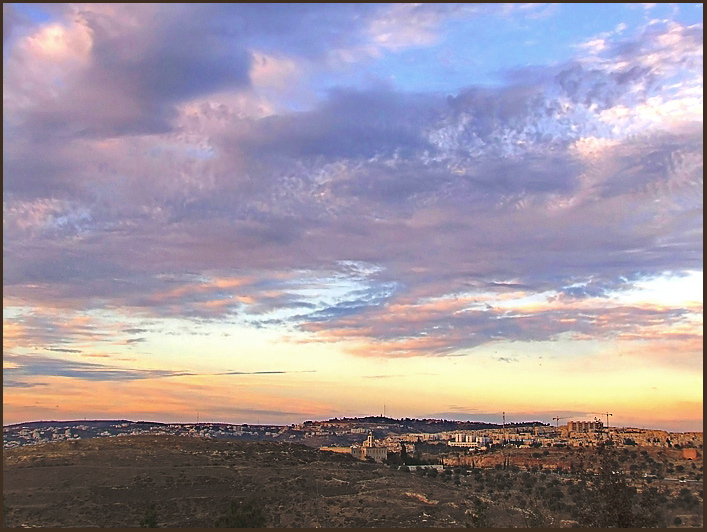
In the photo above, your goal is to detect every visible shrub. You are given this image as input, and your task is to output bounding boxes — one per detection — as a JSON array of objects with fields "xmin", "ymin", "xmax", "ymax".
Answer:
[
  {"xmin": 3, "ymin": 498, "xmax": 11, "ymax": 528},
  {"xmin": 139, "ymin": 503, "xmax": 158, "ymax": 528},
  {"xmin": 215, "ymin": 498, "xmax": 266, "ymax": 528},
  {"xmin": 467, "ymin": 497, "xmax": 492, "ymax": 528}
]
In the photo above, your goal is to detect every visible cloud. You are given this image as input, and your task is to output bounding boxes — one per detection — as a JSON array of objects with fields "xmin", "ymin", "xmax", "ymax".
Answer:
[
  {"xmin": 3, "ymin": 5, "xmax": 253, "ymax": 140},
  {"xmin": 3, "ymin": 4, "xmax": 32, "ymax": 45},
  {"xmin": 3, "ymin": 353, "xmax": 192, "ymax": 382},
  {"xmin": 2, "ymin": 379, "xmax": 49, "ymax": 389},
  {"xmin": 295, "ymin": 285, "xmax": 701, "ymax": 358},
  {"xmin": 3, "ymin": 311, "xmax": 118, "ymax": 350},
  {"xmin": 2, "ymin": 10, "xmax": 702, "ymax": 366},
  {"xmin": 4, "ymin": 4, "xmax": 461, "ymax": 147},
  {"xmin": 216, "ymin": 370, "xmax": 315, "ymax": 376},
  {"xmin": 123, "ymin": 328, "xmax": 148, "ymax": 335},
  {"xmin": 366, "ymin": 3, "xmax": 456, "ymax": 51},
  {"xmin": 46, "ymin": 347, "xmax": 82, "ymax": 353},
  {"xmin": 241, "ymin": 88, "xmax": 439, "ymax": 160},
  {"xmin": 3, "ymin": 353, "xmax": 314, "ymax": 387}
]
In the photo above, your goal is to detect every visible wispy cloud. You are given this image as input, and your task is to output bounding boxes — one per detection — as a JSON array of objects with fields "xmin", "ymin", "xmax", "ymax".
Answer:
[
  {"xmin": 3, "ymin": 354, "xmax": 191, "ymax": 382},
  {"xmin": 3, "ymin": 353, "xmax": 315, "ymax": 387}
]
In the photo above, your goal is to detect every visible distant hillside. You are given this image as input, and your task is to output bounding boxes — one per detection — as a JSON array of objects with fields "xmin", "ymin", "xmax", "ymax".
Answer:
[
  {"xmin": 317, "ymin": 416, "xmax": 548, "ymax": 432},
  {"xmin": 4, "ymin": 419, "xmax": 137, "ymax": 429}
]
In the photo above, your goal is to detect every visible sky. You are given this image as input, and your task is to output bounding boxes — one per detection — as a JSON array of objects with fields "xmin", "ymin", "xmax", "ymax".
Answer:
[{"xmin": 3, "ymin": 3, "xmax": 703, "ymax": 432}]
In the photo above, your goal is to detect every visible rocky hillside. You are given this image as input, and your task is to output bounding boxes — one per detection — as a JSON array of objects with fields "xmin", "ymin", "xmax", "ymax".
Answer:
[
  {"xmin": 4, "ymin": 435, "xmax": 702, "ymax": 528},
  {"xmin": 3, "ymin": 434, "xmax": 476, "ymax": 527}
]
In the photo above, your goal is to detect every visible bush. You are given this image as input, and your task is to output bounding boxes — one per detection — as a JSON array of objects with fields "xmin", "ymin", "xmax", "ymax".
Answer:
[
  {"xmin": 3, "ymin": 498, "xmax": 11, "ymax": 528},
  {"xmin": 215, "ymin": 498, "xmax": 266, "ymax": 528},
  {"xmin": 139, "ymin": 503, "xmax": 158, "ymax": 528}
]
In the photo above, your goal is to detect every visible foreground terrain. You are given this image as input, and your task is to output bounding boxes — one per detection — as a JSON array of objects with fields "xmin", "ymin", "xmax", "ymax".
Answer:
[{"xmin": 3, "ymin": 435, "xmax": 703, "ymax": 527}]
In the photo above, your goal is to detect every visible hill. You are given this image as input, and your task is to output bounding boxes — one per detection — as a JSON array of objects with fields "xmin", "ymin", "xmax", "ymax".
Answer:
[
  {"xmin": 3, "ymin": 434, "xmax": 475, "ymax": 527},
  {"xmin": 4, "ymin": 434, "xmax": 702, "ymax": 528}
]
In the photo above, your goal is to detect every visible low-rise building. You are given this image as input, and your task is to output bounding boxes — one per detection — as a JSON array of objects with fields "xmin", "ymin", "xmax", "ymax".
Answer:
[{"xmin": 351, "ymin": 432, "xmax": 388, "ymax": 462}]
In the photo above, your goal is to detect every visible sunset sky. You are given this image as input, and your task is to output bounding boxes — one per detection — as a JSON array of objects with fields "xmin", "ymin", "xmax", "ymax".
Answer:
[{"xmin": 3, "ymin": 3, "xmax": 703, "ymax": 431}]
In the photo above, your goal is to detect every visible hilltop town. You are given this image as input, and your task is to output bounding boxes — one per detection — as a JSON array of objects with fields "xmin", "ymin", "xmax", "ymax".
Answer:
[{"xmin": 4, "ymin": 416, "xmax": 702, "ymax": 461}]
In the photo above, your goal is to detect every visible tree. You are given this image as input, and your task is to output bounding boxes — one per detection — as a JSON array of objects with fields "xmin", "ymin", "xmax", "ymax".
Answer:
[
  {"xmin": 523, "ymin": 504, "xmax": 549, "ymax": 528},
  {"xmin": 577, "ymin": 451, "xmax": 664, "ymax": 528},
  {"xmin": 215, "ymin": 498, "xmax": 266, "ymax": 528},
  {"xmin": 400, "ymin": 442, "xmax": 408, "ymax": 464},
  {"xmin": 467, "ymin": 497, "xmax": 492, "ymax": 528},
  {"xmin": 386, "ymin": 450, "xmax": 401, "ymax": 465}
]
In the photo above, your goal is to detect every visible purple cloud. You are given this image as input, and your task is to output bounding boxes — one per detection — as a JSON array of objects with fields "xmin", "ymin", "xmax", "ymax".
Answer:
[{"xmin": 2, "ymin": 7, "xmax": 702, "ymax": 365}]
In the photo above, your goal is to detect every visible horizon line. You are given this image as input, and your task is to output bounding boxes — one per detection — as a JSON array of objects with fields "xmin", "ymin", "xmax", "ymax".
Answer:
[{"xmin": 4, "ymin": 416, "xmax": 702, "ymax": 433}]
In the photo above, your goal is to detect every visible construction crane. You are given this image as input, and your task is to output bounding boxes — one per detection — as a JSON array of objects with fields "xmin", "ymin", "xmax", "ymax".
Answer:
[
  {"xmin": 589, "ymin": 412, "xmax": 613, "ymax": 429},
  {"xmin": 552, "ymin": 416, "xmax": 569, "ymax": 428}
]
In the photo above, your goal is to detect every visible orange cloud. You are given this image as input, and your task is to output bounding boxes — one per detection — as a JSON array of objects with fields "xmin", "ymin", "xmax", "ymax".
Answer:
[{"xmin": 3, "ymin": 375, "xmax": 334, "ymax": 426}]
